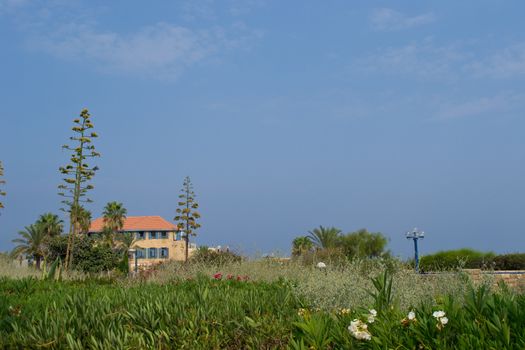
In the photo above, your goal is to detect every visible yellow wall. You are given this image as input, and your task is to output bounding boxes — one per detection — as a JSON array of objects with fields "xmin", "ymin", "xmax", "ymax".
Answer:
[{"xmin": 128, "ymin": 231, "xmax": 196, "ymax": 268}]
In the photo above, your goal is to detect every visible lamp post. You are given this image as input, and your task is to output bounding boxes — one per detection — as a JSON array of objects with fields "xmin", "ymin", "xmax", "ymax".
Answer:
[
  {"xmin": 128, "ymin": 248, "xmax": 137, "ymax": 276},
  {"xmin": 406, "ymin": 228, "xmax": 424, "ymax": 273}
]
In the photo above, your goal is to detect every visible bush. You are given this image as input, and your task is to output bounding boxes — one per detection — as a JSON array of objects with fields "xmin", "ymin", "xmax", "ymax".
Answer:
[
  {"xmin": 189, "ymin": 246, "xmax": 243, "ymax": 266},
  {"xmin": 493, "ymin": 253, "xmax": 525, "ymax": 270},
  {"xmin": 294, "ymin": 247, "xmax": 348, "ymax": 266},
  {"xmin": 419, "ymin": 249, "xmax": 495, "ymax": 271},
  {"xmin": 46, "ymin": 235, "xmax": 120, "ymax": 273}
]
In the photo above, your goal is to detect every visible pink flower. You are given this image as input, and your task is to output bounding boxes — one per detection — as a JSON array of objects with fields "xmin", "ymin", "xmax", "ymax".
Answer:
[
  {"xmin": 227, "ymin": 274, "xmax": 234, "ymax": 280},
  {"xmin": 236, "ymin": 275, "xmax": 242, "ymax": 281},
  {"xmin": 213, "ymin": 273, "xmax": 222, "ymax": 280}
]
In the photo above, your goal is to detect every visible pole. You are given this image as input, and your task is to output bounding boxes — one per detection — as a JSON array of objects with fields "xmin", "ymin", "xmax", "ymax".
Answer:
[
  {"xmin": 134, "ymin": 251, "xmax": 138, "ymax": 274},
  {"xmin": 413, "ymin": 238, "xmax": 419, "ymax": 273}
]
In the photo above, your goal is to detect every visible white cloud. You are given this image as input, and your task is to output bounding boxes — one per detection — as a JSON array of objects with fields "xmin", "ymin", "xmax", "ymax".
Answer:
[
  {"xmin": 434, "ymin": 92, "xmax": 524, "ymax": 120},
  {"xmin": 370, "ymin": 8, "xmax": 435, "ymax": 31},
  {"xmin": 468, "ymin": 43, "xmax": 525, "ymax": 78},
  {"xmin": 30, "ymin": 21, "xmax": 258, "ymax": 80},
  {"xmin": 356, "ymin": 40, "xmax": 468, "ymax": 80}
]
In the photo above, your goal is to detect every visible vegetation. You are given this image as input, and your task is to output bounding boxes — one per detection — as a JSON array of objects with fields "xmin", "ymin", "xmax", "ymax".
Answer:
[
  {"xmin": 35, "ymin": 213, "xmax": 63, "ymax": 238},
  {"xmin": 294, "ymin": 226, "xmax": 389, "ymax": 261},
  {"xmin": 174, "ymin": 176, "xmax": 201, "ymax": 262},
  {"xmin": 10, "ymin": 225, "xmax": 47, "ymax": 269},
  {"xmin": 102, "ymin": 201, "xmax": 127, "ymax": 246},
  {"xmin": 420, "ymin": 249, "xmax": 496, "ymax": 271},
  {"xmin": 189, "ymin": 246, "xmax": 243, "ymax": 266},
  {"xmin": 58, "ymin": 108, "xmax": 100, "ymax": 270},
  {"xmin": 0, "ymin": 265, "xmax": 524, "ymax": 349},
  {"xmin": 307, "ymin": 226, "xmax": 342, "ymax": 249},
  {"xmin": 45, "ymin": 235, "xmax": 120, "ymax": 273},
  {"xmin": 292, "ymin": 236, "xmax": 314, "ymax": 257},
  {"xmin": 0, "ymin": 161, "xmax": 5, "ymax": 213}
]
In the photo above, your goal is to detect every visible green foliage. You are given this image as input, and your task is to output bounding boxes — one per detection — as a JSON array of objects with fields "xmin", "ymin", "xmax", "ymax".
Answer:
[
  {"xmin": 0, "ymin": 277, "xmax": 301, "ymax": 349},
  {"xmin": 307, "ymin": 226, "xmax": 341, "ymax": 249},
  {"xmin": 11, "ymin": 225, "xmax": 47, "ymax": 269},
  {"xmin": 0, "ymin": 161, "xmax": 5, "ymax": 212},
  {"xmin": 35, "ymin": 213, "xmax": 63, "ymax": 237},
  {"xmin": 291, "ymin": 272, "xmax": 525, "ymax": 349},
  {"xmin": 102, "ymin": 201, "xmax": 127, "ymax": 233},
  {"xmin": 190, "ymin": 247, "xmax": 243, "ymax": 266},
  {"xmin": 291, "ymin": 236, "xmax": 313, "ymax": 257},
  {"xmin": 45, "ymin": 235, "xmax": 120, "ymax": 273},
  {"xmin": 419, "ymin": 249, "xmax": 496, "ymax": 271},
  {"xmin": 58, "ymin": 108, "xmax": 100, "ymax": 270},
  {"xmin": 493, "ymin": 253, "xmax": 525, "ymax": 270},
  {"xmin": 340, "ymin": 229, "xmax": 389, "ymax": 259},
  {"xmin": 174, "ymin": 176, "xmax": 201, "ymax": 262},
  {"xmin": 296, "ymin": 226, "xmax": 389, "ymax": 261}
]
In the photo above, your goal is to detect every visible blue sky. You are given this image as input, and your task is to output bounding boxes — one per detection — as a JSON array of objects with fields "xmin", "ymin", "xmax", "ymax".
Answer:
[{"xmin": 1, "ymin": 0, "xmax": 524, "ymax": 258}]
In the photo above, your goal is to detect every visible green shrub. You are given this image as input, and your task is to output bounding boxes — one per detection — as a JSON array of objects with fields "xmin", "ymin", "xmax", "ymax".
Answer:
[
  {"xmin": 493, "ymin": 253, "xmax": 525, "ymax": 270},
  {"xmin": 189, "ymin": 246, "xmax": 243, "ymax": 266},
  {"xmin": 419, "ymin": 249, "xmax": 495, "ymax": 271}
]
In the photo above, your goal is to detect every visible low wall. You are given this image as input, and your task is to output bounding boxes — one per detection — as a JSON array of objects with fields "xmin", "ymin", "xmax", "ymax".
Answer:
[{"xmin": 463, "ymin": 269, "xmax": 525, "ymax": 289}]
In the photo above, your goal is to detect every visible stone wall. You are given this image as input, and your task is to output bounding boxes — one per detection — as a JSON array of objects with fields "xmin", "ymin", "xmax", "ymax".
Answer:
[{"xmin": 464, "ymin": 269, "xmax": 525, "ymax": 290}]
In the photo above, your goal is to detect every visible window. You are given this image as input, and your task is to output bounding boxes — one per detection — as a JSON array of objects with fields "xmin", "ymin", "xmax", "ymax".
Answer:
[
  {"xmin": 136, "ymin": 232, "xmax": 145, "ymax": 240},
  {"xmin": 160, "ymin": 231, "xmax": 168, "ymax": 239},
  {"xmin": 149, "ymin": 231, "xmax": 158, "ymax": 239},
  {"xmin": 160, "ymin": 247, "xmax": 169, "ymax": 259},
  {"xmin": 136, "ymin": 248, "xmax": 146, "ymax": 259},
  {"xmin": 175, "ymin": 231, "xmax": 182, "ymax": 241},
  {"xmin": 148, "ymin": 248, "xmax": 157, "ymax": 258}
]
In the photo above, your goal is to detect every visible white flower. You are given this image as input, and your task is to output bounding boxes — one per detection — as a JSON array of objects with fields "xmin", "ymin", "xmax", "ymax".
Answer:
[
  {"xmin": 367, "ymin": 315, "xmax": 375, "ymax": 323},
  {"xmin": 408, "ymin": 311, "xmax": 416, "ymax": 320},
  {"xmin": 432, "ymin": 311, "xmax": 446, "ymax": 319},
  {"xmin": 369, "ymin": 309, "xmax": 377, "ymax": 317},
  {"xmin": 440, "ymin": 317, "xmax": 448, "ymax": 325},
  {"xmin": 316, "ymin": 262, "xmax": 326, "ymax": 269},
  {"xmin": 348, "ymin": 319, "xmax": 372, "ymax": 341}
]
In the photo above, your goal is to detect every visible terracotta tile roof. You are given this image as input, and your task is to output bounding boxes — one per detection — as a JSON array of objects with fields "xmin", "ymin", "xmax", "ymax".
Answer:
[{"xmin": 89, "ymin": 216, "xmax": 177, "ymax": 233}]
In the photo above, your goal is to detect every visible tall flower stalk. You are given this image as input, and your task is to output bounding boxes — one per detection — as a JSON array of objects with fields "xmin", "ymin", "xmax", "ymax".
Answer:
[{"xmin": 58, "ymin": 109, "xmax": 100, "ymax": 270}]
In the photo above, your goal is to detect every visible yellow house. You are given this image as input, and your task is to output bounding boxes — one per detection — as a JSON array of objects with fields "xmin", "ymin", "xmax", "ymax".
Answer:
[{"xmin": 88, "ymin": 215, "xmax": 195, "ymax": 268}]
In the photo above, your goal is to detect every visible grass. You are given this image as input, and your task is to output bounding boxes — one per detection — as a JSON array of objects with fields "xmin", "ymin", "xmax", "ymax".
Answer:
[{"xmin": 1, "ymin": 257, "xmax": 523, "ymax": 348}]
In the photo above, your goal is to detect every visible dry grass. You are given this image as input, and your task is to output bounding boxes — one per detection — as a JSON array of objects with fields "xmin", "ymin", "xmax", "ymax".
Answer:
[
  {"xmin": 0, "ymin": 255, "xmax": 500, "ymax": 311},
  {"xmin": 151, "ymin": 258, "xmax": 478, "ymax": 311}
]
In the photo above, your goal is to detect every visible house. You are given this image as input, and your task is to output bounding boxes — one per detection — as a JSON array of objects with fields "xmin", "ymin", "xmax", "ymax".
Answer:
[{"xmin": 88, "ymin": 215, "xmax": 196, "ymax": 267}]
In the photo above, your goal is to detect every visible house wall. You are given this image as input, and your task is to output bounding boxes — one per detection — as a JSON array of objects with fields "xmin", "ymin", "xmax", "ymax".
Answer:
[{"xmin": 128, "ymin": 231, "xmax": 196, "ymax": 268}]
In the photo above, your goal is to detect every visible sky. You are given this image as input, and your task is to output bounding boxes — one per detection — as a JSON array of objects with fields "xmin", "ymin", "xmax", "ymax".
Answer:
[{"xmin": 1, "ymin": 0, "xmax": 524, "ymax": 258}]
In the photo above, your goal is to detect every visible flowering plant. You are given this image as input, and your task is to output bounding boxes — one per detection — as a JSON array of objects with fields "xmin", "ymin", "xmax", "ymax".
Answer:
[{"xmin": 348, "ymin": 319, "xmax": 371, "ymax": 341}]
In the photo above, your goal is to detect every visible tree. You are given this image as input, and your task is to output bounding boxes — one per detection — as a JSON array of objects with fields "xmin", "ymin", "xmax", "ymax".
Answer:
[
  {"xmin": 292, "ymin": 236, "xmax": 314, "ymax": 256},
  {"xmin": 102, "ymin": 201, "xmax": 127, "ymax": 246},
  {"xmin": 103, "ymin": 201, "xmax": 127, "ymax": 232},
  {"xmin": 339, "ymin": 229, "xmax": 389, "ymax": 259},
  {"xmin": 307, "ymin": 226, "xmax": 342, "ymax": 249},
  {"xmin": 174, "ymin": 176, "xmax": 201, "ymax": 262},
  {"xmin": 58, "ymin": 109, "xmax": 100, "ymax": 270},
  {"xmin": 0, "ymin": 161, "xmax": 5, "ymax": 213},
  {"xmin": 11, "ymin": 225, "xmax": 46, "ymax": 269},
  {"xmin": 116, "ymin": 231, "xmax": 135, "ymax": 252},
  {"xmin": 36, "ymin": 213, "xmax": 63, "ymax": 237},
  {"xmin": 74, "ymin": 206, "xmax": 92, "ymax": 234}
]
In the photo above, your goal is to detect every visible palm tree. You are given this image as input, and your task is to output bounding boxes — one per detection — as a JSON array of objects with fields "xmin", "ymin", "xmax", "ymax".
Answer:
[
  {"xmin": 11, "ymin": 225, "xmax": 46, "ymax": 269},
  {"xmin": 103, "ymin": 202, "xmax": 127, "ymax": 232},
  {"xmin": 36, "ymin": 213, "xmax": 63, "ymax": 237},
  {"xmin": 307, "ymin": 226, "xmax": 342, "ymax": 249},
  {"xmin": 73, "ymin": 206, "xmax": 92, "ymax": 234},
  {"xmin": 115, "ymin": 231, "xmax": 136, "ymax": 253},
  {"xmin": 292, "ymin": 236, "xmax": 314, "ymax": 256}
]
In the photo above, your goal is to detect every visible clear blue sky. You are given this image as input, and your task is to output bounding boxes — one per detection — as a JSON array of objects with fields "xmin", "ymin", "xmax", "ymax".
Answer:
[{"xmin": 1, "ymin": 0, "xmax": 524, "ymax": 258}]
